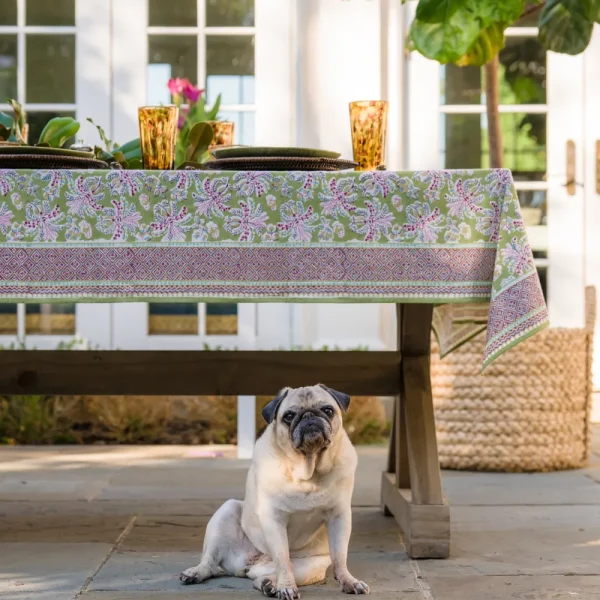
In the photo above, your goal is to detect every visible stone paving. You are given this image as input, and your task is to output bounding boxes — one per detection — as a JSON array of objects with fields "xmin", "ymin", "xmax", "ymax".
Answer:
[{"xmin": 1, "ymin": 428, "xmax": 600, "ymax": 600}]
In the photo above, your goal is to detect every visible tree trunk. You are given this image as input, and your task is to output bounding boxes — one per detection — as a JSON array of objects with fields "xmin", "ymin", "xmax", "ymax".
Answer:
[{"xmin": 484, "ymin": 55, "xmax": 503, "ymax": 168}]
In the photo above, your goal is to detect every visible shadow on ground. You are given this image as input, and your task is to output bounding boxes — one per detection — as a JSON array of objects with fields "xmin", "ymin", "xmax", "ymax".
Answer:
[{"xmin": 1, "ymin": 427, "xmax": 600, "ymax": 599}]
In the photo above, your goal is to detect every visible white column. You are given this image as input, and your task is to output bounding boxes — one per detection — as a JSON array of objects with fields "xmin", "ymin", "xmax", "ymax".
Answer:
[
  {"xmin": 111, "ymin": 0, "xmax": 148, "ymax": 141},
  {"xmin": 76, "ymin": 0, "xmax": 111, "ymax": 143},
  {"xmin": 237, "ymin": 395, "xmax": 256, "ymax": 459},
  {"xmin": 255, "ymin": 0, "xmax": 296, "ymax": 146},
  {"xmin": 296, "ymin": 0, "xmax": 382, "ymax": 156},
  {"xmin": 294, "ymin": 0, "xmax": 387, "ymax": 351}
]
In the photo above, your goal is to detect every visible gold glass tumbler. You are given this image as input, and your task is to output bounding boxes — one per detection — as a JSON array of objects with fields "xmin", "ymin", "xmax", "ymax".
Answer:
[
  {"xmin": 138, "ymin": 105, "xmax": 179, "ymax": 170},
  {"xmin": 208, "ymin": 120, "xmax": 235, "ymax": 149},
  {"xmin": 349, "ymin": 100, "xmax": 388, "ymax": 171}
]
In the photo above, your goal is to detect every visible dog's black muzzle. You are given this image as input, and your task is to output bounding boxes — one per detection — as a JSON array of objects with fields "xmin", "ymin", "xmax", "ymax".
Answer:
[{"xmin": 290, "ymin": 408, "xmax": 332, "ymax": 454}]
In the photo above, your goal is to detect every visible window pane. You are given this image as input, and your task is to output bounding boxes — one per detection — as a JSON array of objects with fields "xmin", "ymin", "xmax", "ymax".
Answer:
[
  {"xmin": 206, "ymin": 0, "xmax": 254, "ymax": 27},
  {"xmin": 206, "ymin": 304, "xmax": 238, "ymax": 335},
  {"xmin": 207, "ymin": 74, "xmax": 254, "ymax": 105},
  {"xmin": 149, "ymin": 0, "xmax": 196, "ymax": 27},
  {"xmin": 442, "ymin": 64, "xmax": 481, "ymax": 105},
  {"xmin": 499, "ymin": 37, "xmax": 546, "ymax": 104},
  {"xmin": 207, "ymin": 35, "xmax": 255, "ymax": 78},
  {"xmin": 441, "ymin": 37, "xmax": 546, "ymax": 105},
  {"xmin": 0, "ymin": 1, "xmax": 17, "ymax": 25},
  {"xmin": 26, "ymin": 111, "xmax": 75, "ymax": 146},
  {"xmin": 219, "ymin": 110, "xmax": 254, "ymax": 145},
  {"xmin": 26, "ymin": 34, "xmax": 75, "ymax": 103},
  {"xmin": 441, "ymin": 113, "xmax": 482, "ymax": 169},
  {"xmin": 26, "ymin": 0, "xmax": 75, "ymax": 26},
  {"xmin": 518, "ymin": 189, "xmax": 547, "ymax": 255},
  {"xmin": 0, "ymin": 304, "xmax": 17, "ymax": 335},
  {"xmin": 148, "ymin": 35, "xmax": 197, "ymax": 102},
  {"xmin": 148, "ymin": 303, "xmax": 198, "ymax": 335},
  {"xmin": 0, "ymin": 36, "xmax": 17, "ymax": 100},
  {"xmin": 25, "ymin": 304, "xmax": 75, "ymax": 335},
  {"xmin": 441, "ymin": 112, "xmax": 546, "ymax": 176}
]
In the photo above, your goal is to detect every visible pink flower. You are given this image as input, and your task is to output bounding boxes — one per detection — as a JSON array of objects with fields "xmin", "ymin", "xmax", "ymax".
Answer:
[
  {"xmin": 183, "ymin": 81, "xmax": 203, "ymax": 103},
  {"xmin": 168, "ymin": 77, "xmax": 187, "ymax": 97}
]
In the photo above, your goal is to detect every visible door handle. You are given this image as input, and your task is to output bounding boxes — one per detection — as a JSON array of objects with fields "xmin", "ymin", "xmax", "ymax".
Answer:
[{"xmin": 566, "ymin": 140, "xmax": 576, "ymax": 196}]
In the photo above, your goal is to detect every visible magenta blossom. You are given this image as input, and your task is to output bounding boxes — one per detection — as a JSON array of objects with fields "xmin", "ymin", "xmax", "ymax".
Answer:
[
  {"xmin": 168, "ymin": 77, "xmax": 204, "ymax": 104},
  {"xmin": 183, "ymin": 81, "xmax": 203, "ymax": 103},
  {"xmin": 168, "ymin": 77, "xmax": 187, "ymax": 97}
]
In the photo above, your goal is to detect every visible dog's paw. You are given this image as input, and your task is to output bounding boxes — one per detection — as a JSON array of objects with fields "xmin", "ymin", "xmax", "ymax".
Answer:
[
  {"xmin": 276, "ymin": 585, "xmax": 300, "ymax": 600},
  {"xmin": 259, "ymin": 578, "xmax": 277, "ymax": 598},
  {"xmin": 180, "ymin": 566, "xmax": 208, "ymax": 585},
  {"xmin": 340, "ymin": 578, "xmax": 370, "ymax": 595}
]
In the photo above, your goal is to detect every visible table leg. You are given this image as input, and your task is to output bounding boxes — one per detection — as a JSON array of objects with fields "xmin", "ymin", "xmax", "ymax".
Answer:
[{"xmin": 381, "ymin": 304, "xmax": 450, "ymax": 558}]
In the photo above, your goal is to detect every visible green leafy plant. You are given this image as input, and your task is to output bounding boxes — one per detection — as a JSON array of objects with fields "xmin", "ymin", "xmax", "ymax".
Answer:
[
  {"xmin": 168, "ymin": 78, "xmax": 219, "ymax": 167},
  {"xmin": 407, "ymin": 0, "xmax": 600, "ymax": 167},
  {"xmin": 0, "ymin": 99, "xmax": 81, "ymax": 148},
  {"xmin": 0, "ymin": 98, "xmax": 27, "ymax": 143},
  {"xmin": 182, "ymin": 121, "xmax": 214, "ymax": 165},
  {"xmin": 87, "ymin": 118, "xmax": 142, "ymax": 169},
  {"xmin": 38, "ymin": 116, "xmax": 80, "ymax": 148}
]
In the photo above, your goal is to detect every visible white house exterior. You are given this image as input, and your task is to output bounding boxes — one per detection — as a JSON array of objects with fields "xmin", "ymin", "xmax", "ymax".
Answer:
[{"xmin": 0, "ymin": 0, "xmax": 598, "ymax": 420}]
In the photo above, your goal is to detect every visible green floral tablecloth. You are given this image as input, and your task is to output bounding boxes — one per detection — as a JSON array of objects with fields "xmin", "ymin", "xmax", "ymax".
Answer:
[{"xmin": 0, "ymin": 168, "xmax": 548, "ymax": 369}]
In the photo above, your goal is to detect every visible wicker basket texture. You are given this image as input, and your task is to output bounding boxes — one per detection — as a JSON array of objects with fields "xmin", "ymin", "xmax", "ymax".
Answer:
[{"xmin": 431, "ymin": 286, "xmax": 596, "ymax": 472}]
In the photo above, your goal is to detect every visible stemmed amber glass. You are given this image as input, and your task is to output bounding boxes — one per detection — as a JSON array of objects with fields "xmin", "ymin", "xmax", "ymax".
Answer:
[{"xmin": 349, "ymin": 100, "xmax": 388, "ymax": 171}]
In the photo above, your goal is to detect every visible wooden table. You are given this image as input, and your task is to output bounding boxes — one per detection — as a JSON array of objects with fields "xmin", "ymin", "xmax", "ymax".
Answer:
[
  {"xmin": 0, "ymin": 302, "xmax": 446, "ymax": 557},
  {"xmin": 0, "ymin": 167, "xmax": 550, "ymax": 559}
]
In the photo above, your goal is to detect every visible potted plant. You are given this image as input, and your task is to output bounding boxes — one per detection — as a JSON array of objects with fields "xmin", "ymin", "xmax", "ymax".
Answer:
[{"xmin": 168, "ymin": 77, "xmax": 222, "ymax": 166}]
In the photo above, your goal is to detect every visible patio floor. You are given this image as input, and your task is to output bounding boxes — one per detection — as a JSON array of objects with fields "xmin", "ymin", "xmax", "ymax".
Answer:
[{"xmin": 1, "ymin": 426, "xmax": 600, "ymax": 600}]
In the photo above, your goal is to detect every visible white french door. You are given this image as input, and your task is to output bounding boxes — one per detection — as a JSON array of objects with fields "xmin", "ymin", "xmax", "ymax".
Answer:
[
  {"xmin": 108, "ymin": 0, "xmax": 295, "ymax": 350},
  {"xmin": 402, "ymin": 1, "xmax": 587, "ymax": 329}
]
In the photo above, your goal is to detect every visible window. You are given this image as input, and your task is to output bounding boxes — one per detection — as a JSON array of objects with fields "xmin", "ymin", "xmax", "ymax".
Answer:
[
  {"xmin": 440, "ymin": 27, "xmax": 547, "ymax": 297},
  {"xmin": 147, "ymin": 0, "xmax": 255, "ymax": 145},
  {"xmin": 145, "ymin": 0, "xmax": 252, "ymax": 336},
  {"xmin": 0, "ymin": 304, "xmax": 17, "ymax": 335},
  {"xmin": 0, "ymin": 0, "xmax": 78, "ymax": 336},
  {"xmin": 148, "ymin": 303, "xmax": 239, "ymax": 336},
  {"xmin": 25, "ymin": 303, "xmax": 75, "ymax": 335}
]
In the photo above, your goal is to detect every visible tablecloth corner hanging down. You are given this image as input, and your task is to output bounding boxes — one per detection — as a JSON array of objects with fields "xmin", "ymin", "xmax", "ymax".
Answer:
[{"xmin": 0, "ymin": 167, "xmax": 549, "ymax": 370}]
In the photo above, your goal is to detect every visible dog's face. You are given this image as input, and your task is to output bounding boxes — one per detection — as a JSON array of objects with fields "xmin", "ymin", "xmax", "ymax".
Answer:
[{"xmin": 262, "ymin": 384, "xmax": 350, "ymax": 456}]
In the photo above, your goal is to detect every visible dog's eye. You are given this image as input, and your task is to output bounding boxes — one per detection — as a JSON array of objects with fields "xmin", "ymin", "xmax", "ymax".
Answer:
[
  {"xmin": 282, "ymin": 411, "xmax": 295, "ymax": 424},
  {"xmin": 322, "ymin": 406, "xmax": 335, "ymax": 418}
]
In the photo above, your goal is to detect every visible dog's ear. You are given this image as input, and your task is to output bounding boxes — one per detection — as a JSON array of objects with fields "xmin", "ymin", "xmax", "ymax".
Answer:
[
  {"xmin": 318, "ymin": 384, "xmax": 351, "ymax": 413},
  {"xmin": 261, "ymin": 388, "xmax": 289, "ymax": 424}
]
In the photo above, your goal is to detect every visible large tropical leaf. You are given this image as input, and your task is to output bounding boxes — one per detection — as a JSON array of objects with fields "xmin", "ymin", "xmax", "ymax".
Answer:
[
  {"xmin": 539, "ymin": 0, "xmax": 596, "ymax": 55},
  {"xmin": 409, "ymin": 10, "xmax": 481, "ymax": 63},
  {"xmin": 476, "ymin": 0, "xmax": 526, "ymax": 26},
  {"xmin": 416, "ymin": 0, "xmax": 467, "ymax": 23},
  {"xmin": 410, "ymin": 0, "xmax": 524, "ymax": 65},
  {"xmin": 456, "ymin": 22, "xmax": 506, "ymax": 66}
]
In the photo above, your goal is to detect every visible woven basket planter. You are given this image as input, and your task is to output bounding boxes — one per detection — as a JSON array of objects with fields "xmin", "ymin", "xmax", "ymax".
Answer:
[{"xmin": 431, "ymin": 286, "xmax": 596, "ymax": 472}]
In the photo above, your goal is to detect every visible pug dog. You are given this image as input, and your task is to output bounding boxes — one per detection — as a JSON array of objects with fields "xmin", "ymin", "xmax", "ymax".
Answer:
[{"xmin": 180, "ymin": 384, "xmax": 369, "ymax": 599}]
